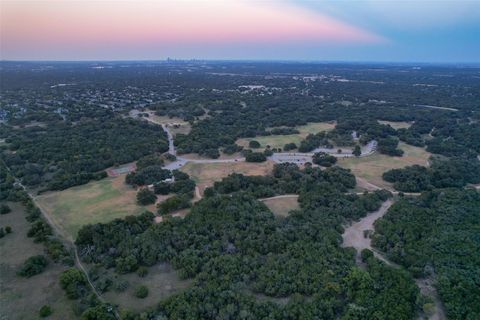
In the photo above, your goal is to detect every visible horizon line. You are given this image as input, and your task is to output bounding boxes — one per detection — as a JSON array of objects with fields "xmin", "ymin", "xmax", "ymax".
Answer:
[{"xmin": 1, "ymin": 59, "xmax": 480, "ymax": 67}]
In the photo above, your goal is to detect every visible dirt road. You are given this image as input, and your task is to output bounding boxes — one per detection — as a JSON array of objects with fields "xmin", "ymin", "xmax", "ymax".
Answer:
[
  {"xmin": 341, "ymin": 199, "xmax": 445, "ymax": 320},
  {"xmin": 341, "ymin": 200, "xmax": 394, "ymax": 263}
]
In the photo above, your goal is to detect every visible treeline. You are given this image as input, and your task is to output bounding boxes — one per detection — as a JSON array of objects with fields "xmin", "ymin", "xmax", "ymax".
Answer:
[
  {"xmin": 372, "ymin": 189, "xmax": 480, "ymax": 320},
  {"xmin": 208, "ymin": 163, "xmax": 356, "ymax": 199},
  {"xmin": 383, "ymin": 157, "xmax": 480, "ymax": 192},
  {"xmin": 2, "ymin": 118, "xmax": 169, "ymax": 191},
  {"xmin": 397, "ymin": 116, "xmax": 480, "ymax": 157}
]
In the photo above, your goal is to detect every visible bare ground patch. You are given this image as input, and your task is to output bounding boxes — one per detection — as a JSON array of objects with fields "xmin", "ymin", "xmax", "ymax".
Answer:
[
  {"xmin": 261, "ymin": 196, "xmax": 300, "ymax": 217},
  {"xmin": 378, "ymin": 120, "xmax": 413, "ymax": 130},
  {"xmin": 102, "ymin": 263, "xmax": 192, "ymax": 313},
  {"xmin": 181, "ymin": 161, "xmax": 275, "ymax": 196}
]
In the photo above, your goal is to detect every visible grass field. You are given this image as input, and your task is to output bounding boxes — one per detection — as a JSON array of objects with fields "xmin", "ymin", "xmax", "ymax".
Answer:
[
  {"xmin": 378, "ymin": 120, "xmax": 413, "ymax": 130},
  {"xmin": 262, "ymin": 196, "xmax": 300, "ymax": 217},
  {"xmin": 0, "ymin": 202, "xmax": 76, "ymax": 320},
  {"xmin": 338, "ymin": 142, "xmax": 431, "ymax": 190},
  {"xmin": 236, "ymin": 121, "xmax": 336, "ymax": 150},
  {"xmin": 36, "ymin": 174, "xmax": 157, "ymax": 239},
  {"xmin": 147, "ymin": 113, "xmax": 191, "ymax": 136},
  {"xmin": 181, "ymin": 161, "xmax": 275, "ymax": 196},
  {"xmin": 103, "ymin": 263, "xmax": 191, "ymax": 313}
]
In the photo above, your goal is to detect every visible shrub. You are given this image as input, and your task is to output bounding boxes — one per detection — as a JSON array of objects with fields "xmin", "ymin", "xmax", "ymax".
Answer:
[
  {"xmin": 249, "ymin": 140, "xmax": 261, "ymax": 148},
  {"xmin": 136, "ymin": 266, "xmax": 148, "ymax": 278},
  {"xmin": 361, "ymin": 249, "xmax": 374, "ymax": 262},
  {"xmin": 5, "ymin": 226, "xmax": 12, "ymax": 233},
  {"xmin": 17, "ymin": 255, "xmax": 48, "ymax": 278},
  {"xmin": 353, "ymin": 145, "xmax": 361, "ymax": 157},
  {"xmin": 157, "ymin": 195, "xmax": 191, "ymax": 215},
  {"xmin": 0, "ymin": 204, "xmax": 11, "ymax": 215},
  {"xmin": 134, "ymin": 285, "xmax": 149, "ymax": 299},
  {"xmin": 245, "ymin": 152, "xmax": 267, "ymax": 163},
  {"xmin": 312, "ymin": 152, "xmax": 337, "ymax": 167},
  {"xmin": 283, "ymin": 143, "xmax": 297, "ymax": 151},
  {"xmin": 27, "ymin": 220, "xmax": 52, "ymax": 242},
  {"xmin": 60, "ymin": 268, "xmax": 87, "ymax": 299},
  {"xmin": 39, "ymin": 305, "xmax": 53, "ymax": 317}
]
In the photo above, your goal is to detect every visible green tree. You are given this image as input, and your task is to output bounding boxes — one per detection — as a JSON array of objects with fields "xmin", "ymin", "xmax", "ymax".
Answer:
[
  {"xmin": 17, "ymin": 255, "xmax": 48, "ymax": 278},
  {"xmin": 249, "ymin": 140, "xmax": 261, "ymax": 148},
  {"xmin": 136, "ymin": 188, "xmax": 156, "ymax": 205},
  {"xmin": 353, "ymin": 145, "xmax": 361, "ymax": 157},
  {"xmin": 59, "ymin": 268, "xmax": 87, "ymax": 299}
]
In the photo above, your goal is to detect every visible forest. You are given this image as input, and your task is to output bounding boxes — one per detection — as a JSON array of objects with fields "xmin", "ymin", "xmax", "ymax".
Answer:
[
  {"xmin": 382, "ymin": 157, "xmax": 480, "ymax": 192},
  {"xmin": 1, "ymin": 118, "xmax": 168, "ymax": 191},
  {"xmin": 72, "ymin": 161, "xmax": 418, "ymax": 319},
  {"xmin": 372, "ymin": 189, "xmax": 480, "ymax": 319}
]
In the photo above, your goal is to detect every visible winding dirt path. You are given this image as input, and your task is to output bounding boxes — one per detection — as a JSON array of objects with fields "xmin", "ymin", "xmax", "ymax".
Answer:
[
  {"xmin": 0, "ymin": 157, "xmax": 117, "ymax": 317},
  {"xmin": 341, "ymin": 199, "xmax": 445, "ymax": 320},
  {"xmin": 341, "ymin": 200, "xmax": 394, "ymax": 263},
  {"xmin": 259, "ymin": 194, "xmax": 299, "ymax": 201}
]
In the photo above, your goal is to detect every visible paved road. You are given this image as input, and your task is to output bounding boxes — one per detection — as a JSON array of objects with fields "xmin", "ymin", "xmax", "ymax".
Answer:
[
  {"xmin": 413, "ymin": 104, "xmax": 458, "ymax": 112},
  {"xmin": 140, "ymin": 114, "xmax": 379, "ymax": 169},
  {"xmin": 269, "ymin": 140, "xmax": 377, "ymax": 164}
]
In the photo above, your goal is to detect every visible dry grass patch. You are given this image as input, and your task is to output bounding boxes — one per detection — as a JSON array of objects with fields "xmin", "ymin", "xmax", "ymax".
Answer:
[
  {"xmin": 103, "ymin": 263, "xmax": 192, "ymax": 313},
  {"xmin": 378, "ymin": 120, "xmax": 413, "ymax": 130},
  {"xmin": 36, "ymin": 174, "xmax": 156, "ymax": 239},
  {"xmin": 236, "ymin": 121, "xmax": 336, "ymax": 150},
  {"xmin": 338, "ymin": 142, "xmax": 431, "ymax": 190},
  {"xmin": 181, "ymin": 161, "xmax": 275, "ymax": 196},
  {"xmin": 147, "ymin": 113, "xmax": 191, "ymax": 136},
  {"xmin": 0, "ymin": 202, "xmax": 75, "ymax": 320},
  {"xmin": 262, "ymin": 196, "xmax": 300, "ymax": 217}
]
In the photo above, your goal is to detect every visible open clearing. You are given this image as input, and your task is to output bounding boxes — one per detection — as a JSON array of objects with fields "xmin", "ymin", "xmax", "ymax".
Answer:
[
  {"xmin": 261, "ymin": 196, "xmax": 300, "ymax": 217},
  {"xmin": 36, "ymin": 174, "xmax": 157, "ymax": 239},
  {"xmin": 181, "ymin": 160, "xmax": 275, "ymax": 196},
  {"xmin": 338, "ymin": 142, "xmax": 431, "ymax": 190},
  {"xmin": 236, "ymin": 121, "xmax": 336, "ymax": 150},
  {"xmin": 378, "ymin": 120, "xmax": 413, "ymax": 130},
  {"xmin": 0, "ymin": 202, "xmax": 75, "ymax": 320},
  {"xmin": 102, "ymin": 263, "xmax": 191, "ymax": 313},
  {"xmin": 146, "ymin": 113, "xmax": 191, "ymax": 136},
  {"xmin": 341, "ymin": 200, "xmax": 394, "ymax": 264}
]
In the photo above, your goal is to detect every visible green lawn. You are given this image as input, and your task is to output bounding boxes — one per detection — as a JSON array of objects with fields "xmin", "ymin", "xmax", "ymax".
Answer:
[
  {"xmin": 338, "ymin": 142, "xmax": 431, "ymax": 190},
  {"xmin": 36, "ymin": 175, "xmax": 156, "ymax": 239}
]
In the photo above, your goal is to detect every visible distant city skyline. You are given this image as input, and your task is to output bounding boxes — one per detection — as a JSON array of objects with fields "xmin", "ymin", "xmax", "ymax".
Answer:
[{"xmin": 1, "ymin": 0, "xmax": 479, "ymax": 62}]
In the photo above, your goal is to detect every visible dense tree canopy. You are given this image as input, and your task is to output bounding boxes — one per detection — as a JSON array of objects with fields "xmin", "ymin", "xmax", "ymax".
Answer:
[
  {"xmin": 372, "ymin": 189, "xmax": 480, "ymax": 319},
  {"xmin": 2, "ymin": 118, "xmax": 168, "ymax": 191}
]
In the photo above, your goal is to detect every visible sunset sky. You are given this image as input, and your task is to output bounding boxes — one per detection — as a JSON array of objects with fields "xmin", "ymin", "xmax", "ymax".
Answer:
[{"xmin": 1, "ymin": 0, "xmax": 479, "ymax": 62}]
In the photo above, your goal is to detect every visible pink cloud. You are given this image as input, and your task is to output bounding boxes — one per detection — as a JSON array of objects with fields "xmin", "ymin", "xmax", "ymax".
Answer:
[{"xmin": 1, "ymin": 0, "xmax": 384, "ymax": 59}]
